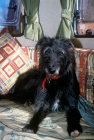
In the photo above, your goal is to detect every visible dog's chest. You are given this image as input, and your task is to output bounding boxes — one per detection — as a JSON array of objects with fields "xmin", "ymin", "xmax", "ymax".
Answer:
[
  {"xmin": 52, "ymin": 99, "xmax": 60, "ymax": 111},
  {"xmin": 47, "ymin": 88, "xmax": 63, "ymax": 111},
  {"xmin": 44, "ymin": 80, "xmax": 64, "ymax": 111}
]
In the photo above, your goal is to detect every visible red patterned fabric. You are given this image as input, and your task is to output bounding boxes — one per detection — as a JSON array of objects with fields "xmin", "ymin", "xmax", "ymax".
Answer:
[
  {"xmin": 21, "ymin": 46, "xmax": 35, "ymax": 61},
  {"xmin": 0, "ymin": 32, "xmax": 34, "ymax": 94},
  {"xmin": 76, "ymin": 48, "xmax": 94, "ymax": 104}
]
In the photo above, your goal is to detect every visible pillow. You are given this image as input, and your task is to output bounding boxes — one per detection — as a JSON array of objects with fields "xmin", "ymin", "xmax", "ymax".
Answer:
[
  {"xmin": 0, "ymin": 32, "xmax": 34, "ymax": 94},
  {"xmin": 22, "ymin": 46, "xmax": 35, "ymax": 61},
  {"xmin": 22, "ymin": 46, "xmax": 40, "ymax": 68},
  {"xmin": 34, "ymin": 46, "xmax": 40, "ymax": 68}
]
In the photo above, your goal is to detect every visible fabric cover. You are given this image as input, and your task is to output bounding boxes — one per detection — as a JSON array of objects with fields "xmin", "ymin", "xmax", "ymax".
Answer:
[{"xmin": 0, "ymin": 32, "xmax": 34, "ymax": 94}]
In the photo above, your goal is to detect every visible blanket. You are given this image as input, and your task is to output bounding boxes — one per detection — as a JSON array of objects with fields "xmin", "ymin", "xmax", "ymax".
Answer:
[{"xmin": 0, "ymin": 99, "xmax": 94, "ymax": 140}]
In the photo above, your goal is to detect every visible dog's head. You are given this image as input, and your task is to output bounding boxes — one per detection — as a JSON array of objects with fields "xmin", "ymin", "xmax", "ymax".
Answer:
[{"xmin": 35, "ymin": 37, "xmax": 76, "ymax": 76}]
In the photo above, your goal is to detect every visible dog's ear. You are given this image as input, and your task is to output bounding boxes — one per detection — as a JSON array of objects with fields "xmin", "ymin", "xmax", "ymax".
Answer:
[
  {"xmin": 35, "ymin": 36, "xmax": 51, "ymax": 50},
  {"xmin": 63, "ymin": 39, "xmax": 76, "ymax": 69},
  {"xmin": 69, "ymin": 46, "xmax": 75, "ymax": 52},
  {"xmin": 65, "ymin": 39, "xmax": 74, "ymax": 48},
  {"xmin": 59, "ymin": 38, "xmax": 75, "ymax": 51},
  {"xmin": 64, "ymin": 39, "xmax": 75, "ymax": 53}
]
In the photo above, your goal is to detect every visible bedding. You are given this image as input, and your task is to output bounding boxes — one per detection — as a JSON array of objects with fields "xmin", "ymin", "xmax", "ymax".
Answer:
[{"xmin": 0, "ymin": 100, "xmax": 94, "ymax": 140}]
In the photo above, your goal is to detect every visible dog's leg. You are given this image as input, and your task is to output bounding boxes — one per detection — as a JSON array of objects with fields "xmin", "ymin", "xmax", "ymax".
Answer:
[
  {"xmin": 23, "ymin": 103, "xmax": 49, "ymax": 133},
  {"xmin": 66, "ymin": 108, "xmax": 82, "ymax": 137}
]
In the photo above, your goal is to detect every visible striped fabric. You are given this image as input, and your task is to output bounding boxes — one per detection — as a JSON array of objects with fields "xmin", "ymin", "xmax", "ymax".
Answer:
[
  {"xmin": 76, "ymin": 48, "xmax": 94, "ymax": 104},
  {"xmin": 0, "ymin": 32, "xmax": 34, "ymax": 94}
]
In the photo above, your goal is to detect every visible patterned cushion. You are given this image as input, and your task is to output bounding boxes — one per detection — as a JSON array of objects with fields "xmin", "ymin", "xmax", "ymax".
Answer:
[
  {"xmin": 22, "ymin": 46, "xmax": 40, "ymax": 68},
  {"xmin": 34, "ymin": 46, "xmax": 40, "ymax": 68},
  {"xmin": 22, "ymin": 46, "xmax": 35, "ymax": 61},
  {"xmin": 0, "ymin": 32, "xmax": 34, "ymax": 94}
]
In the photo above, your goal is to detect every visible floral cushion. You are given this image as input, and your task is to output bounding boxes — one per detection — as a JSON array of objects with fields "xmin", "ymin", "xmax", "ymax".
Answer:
[{"xmin": 0, "ymin": 32, "xmax": 34, "ymax": 94}]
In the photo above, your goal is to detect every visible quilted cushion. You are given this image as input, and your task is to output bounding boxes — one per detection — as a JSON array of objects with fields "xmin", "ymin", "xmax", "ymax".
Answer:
[
  {"xmin": 0, "ymin": 32, "xmax": 34, "ymax": 94},
  {"xmin": 22, "ymin": 46, "xmax": 35, "ymax": 61},
  {"xmin": 22, "ymin": 46, "xmax": 39, "ymax": 68}
]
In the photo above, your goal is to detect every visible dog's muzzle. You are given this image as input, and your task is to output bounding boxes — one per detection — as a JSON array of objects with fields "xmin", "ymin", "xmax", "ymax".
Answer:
[{"xmin": 45, "ymin": 67, "xmax": 60, "ymax": 76}]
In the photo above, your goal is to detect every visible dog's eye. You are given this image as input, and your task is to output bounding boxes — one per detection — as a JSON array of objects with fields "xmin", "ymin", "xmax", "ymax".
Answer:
[
  {"xmin": 58, "ymin": 52, "xmax": 63, "ymax": 56},
  {"xmin": 44, "ymin": 49, "xmax": 51, "ymax": 55}
]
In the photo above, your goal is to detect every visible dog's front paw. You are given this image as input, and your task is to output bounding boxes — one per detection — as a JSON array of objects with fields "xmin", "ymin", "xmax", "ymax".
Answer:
[
  {"xmin": 70, "ymin": 130, "xmax": 80, "ymax": 137},
  {"xmin": 22, "ymin": 124, "xmax": 38, "ymax": 133},
  {"xmin": 68, "ymin": 124, "xmax": 82, "ymax": 137}
]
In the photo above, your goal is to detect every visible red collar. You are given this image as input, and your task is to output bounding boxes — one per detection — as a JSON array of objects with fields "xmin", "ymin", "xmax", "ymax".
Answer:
[{"xmin": 42, "ymin": 75, "xmax": 62, "ymax": 90}]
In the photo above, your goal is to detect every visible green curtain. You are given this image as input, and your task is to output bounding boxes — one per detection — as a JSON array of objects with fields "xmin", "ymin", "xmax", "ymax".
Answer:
[
  {"xmin": 56, "ymin": 0, "xmax": 76, "ymax": 39},
  {"xmin": 21, "ymin": 0, "xmax": 43, "ymax": 41}
]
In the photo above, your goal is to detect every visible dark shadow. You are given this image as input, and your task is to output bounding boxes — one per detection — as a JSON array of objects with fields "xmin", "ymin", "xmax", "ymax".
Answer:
[{"xmin": 71, "ymin": 38, "xmax": 83, "ymax": 48}]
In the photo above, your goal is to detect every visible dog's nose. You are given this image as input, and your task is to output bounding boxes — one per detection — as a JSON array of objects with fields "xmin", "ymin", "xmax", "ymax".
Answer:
[{"xmin": 49, "ymin": 67, "xmax": 56, "ymax": 74}]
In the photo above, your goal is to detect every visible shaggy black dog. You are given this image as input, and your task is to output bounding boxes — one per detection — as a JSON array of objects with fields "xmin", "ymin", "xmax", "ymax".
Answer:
[{"xmin": 0, "ymin": 37, "xmax": 82, "ymax": 137}]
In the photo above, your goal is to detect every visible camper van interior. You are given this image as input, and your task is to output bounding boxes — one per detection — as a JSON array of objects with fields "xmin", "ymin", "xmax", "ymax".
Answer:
[{"xmin": 0, "ymin": 0, "xmax": 94, "ymax": 139}]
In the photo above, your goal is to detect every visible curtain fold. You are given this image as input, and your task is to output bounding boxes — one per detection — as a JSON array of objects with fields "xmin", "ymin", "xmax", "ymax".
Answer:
[
  {"xmin": 56, "ymin": 0, "xmax": 76, "ymax": 39},
  {"xmin": 21, "ymin": 0, "xmax": 43, "ymax": 41}
]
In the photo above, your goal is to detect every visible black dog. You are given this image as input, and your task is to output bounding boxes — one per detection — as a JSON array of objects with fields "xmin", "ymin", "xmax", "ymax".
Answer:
[{"xmin": 0, "ymin": 37, "xmax": 82, "ymax": 137}]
